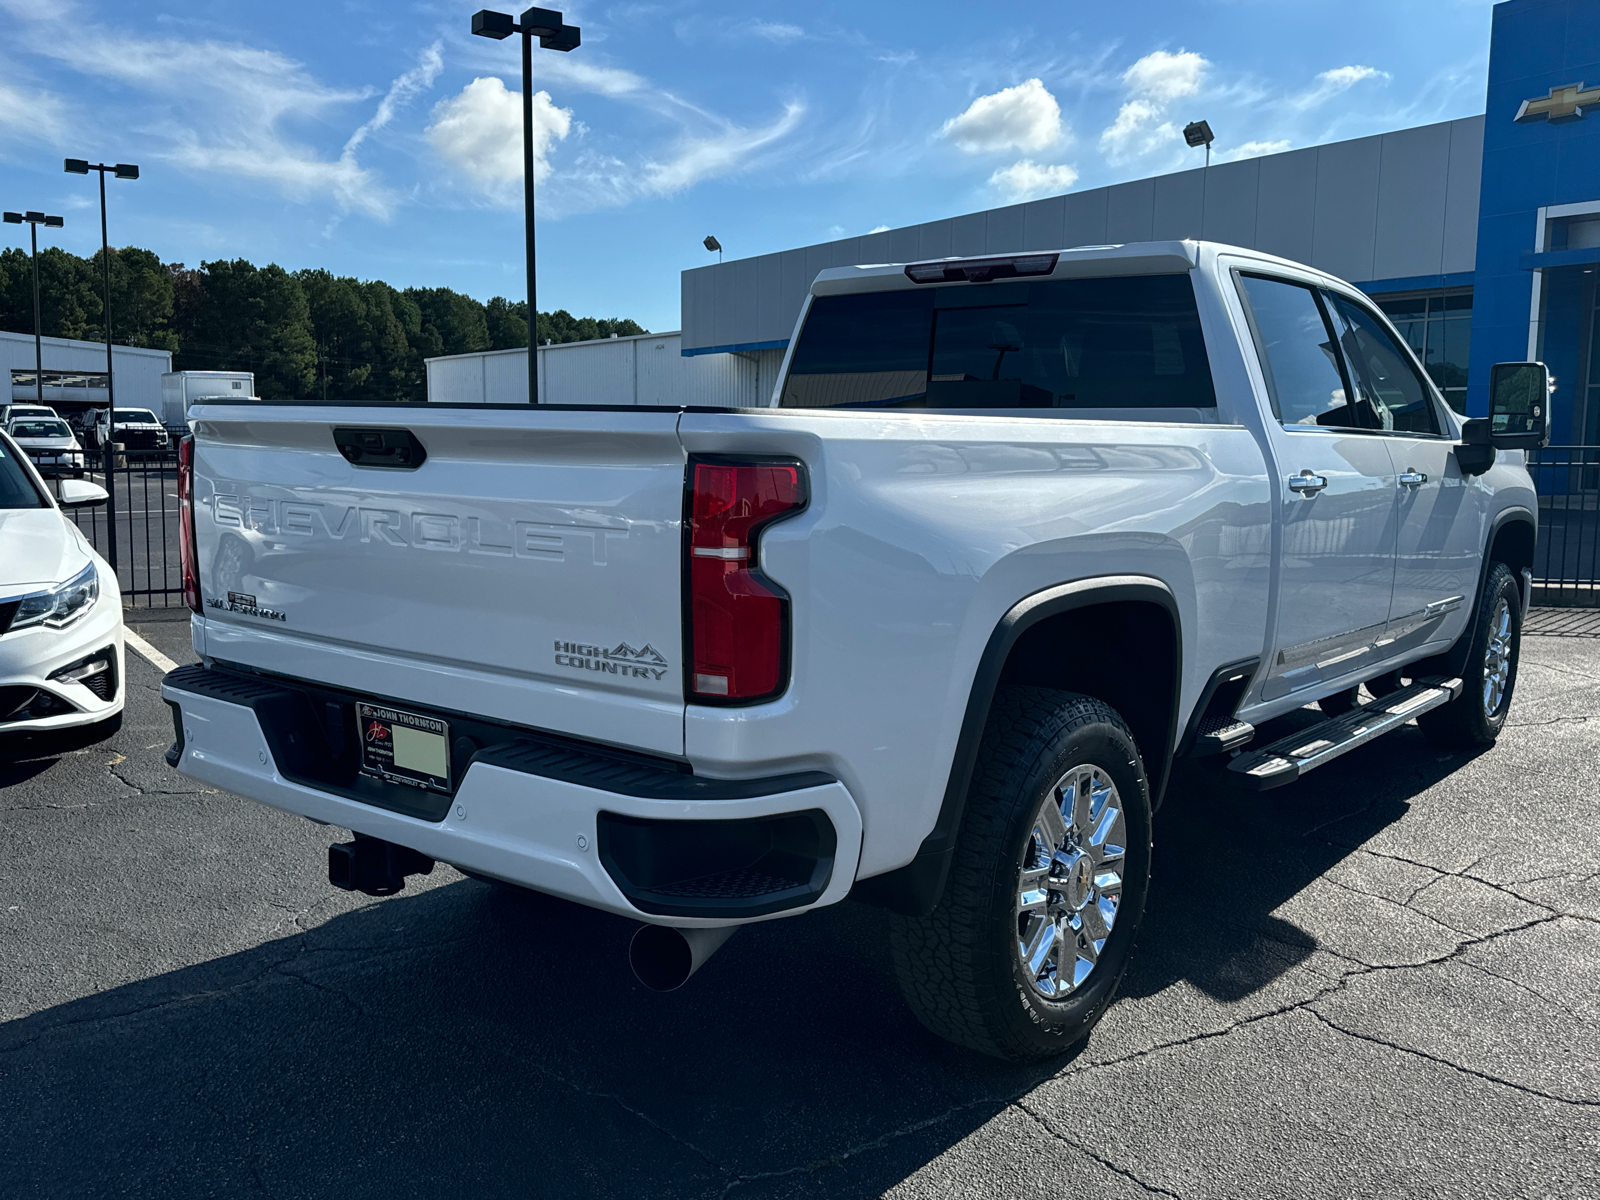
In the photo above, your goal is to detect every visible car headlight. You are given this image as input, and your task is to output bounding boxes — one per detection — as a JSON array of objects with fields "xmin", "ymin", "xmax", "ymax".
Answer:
[{"xmin": 10, "ymin": 562, "xmax": 100, "ymax": 631}]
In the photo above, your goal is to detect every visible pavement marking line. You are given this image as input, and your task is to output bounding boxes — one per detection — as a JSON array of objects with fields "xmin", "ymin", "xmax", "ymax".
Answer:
[{"xmin": 123, "ymin": 627, "xmax": 180, "ymax": 674}]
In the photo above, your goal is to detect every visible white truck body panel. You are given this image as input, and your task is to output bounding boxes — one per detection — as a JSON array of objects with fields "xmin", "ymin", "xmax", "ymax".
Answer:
[{"xmin": 162, "ymin": 371, "xmax": 254, "ymax": 429}]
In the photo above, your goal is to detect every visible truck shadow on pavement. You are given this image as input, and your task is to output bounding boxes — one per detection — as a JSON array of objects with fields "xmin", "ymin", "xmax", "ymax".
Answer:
[{"xmin": 0, "ymin": 715, "xmax": 1478, "ymax": 1200}]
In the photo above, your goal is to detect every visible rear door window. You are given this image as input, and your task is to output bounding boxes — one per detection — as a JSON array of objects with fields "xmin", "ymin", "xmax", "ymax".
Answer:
[
  {"xmin": 1236, "ymin": 274, "xmax": 1366, "ymax": 429},
  {"xmin": 781, "ymin": 274, "xmax": 1216, "ymax": 410}
]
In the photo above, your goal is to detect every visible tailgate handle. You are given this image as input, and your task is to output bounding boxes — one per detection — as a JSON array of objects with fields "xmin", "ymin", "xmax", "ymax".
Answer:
[{"xmin": 332, "ymin": 427, "xmax": 427, "ymax": 469}]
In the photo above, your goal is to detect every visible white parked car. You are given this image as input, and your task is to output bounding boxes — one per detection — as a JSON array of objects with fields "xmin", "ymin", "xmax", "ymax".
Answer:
[
  {"xmin": 7, "ymin": 417, "xmax": 86, "ymax": 477},
  {"xmin": 0, "ymin": 431, "xmax": 124, "ymax": 751},
  {"xmin": 0, "ymin": 404, "xmax": 60, "ymax": 426}
]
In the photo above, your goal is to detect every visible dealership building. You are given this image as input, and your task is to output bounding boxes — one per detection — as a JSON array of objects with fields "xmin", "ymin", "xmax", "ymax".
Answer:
[
  {"xmin": 673, "ymin": 0, "xmax": 1596, "ymax": 440},
  {"xmin": 430, "ymin": 0, "xmax": 1599, "ymax": 443}
]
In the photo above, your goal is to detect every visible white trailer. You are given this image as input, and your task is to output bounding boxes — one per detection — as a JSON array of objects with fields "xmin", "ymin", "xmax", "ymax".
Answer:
[{"xmin": 161, "ymin": 371, "xmax": 254, "ymax": 429}]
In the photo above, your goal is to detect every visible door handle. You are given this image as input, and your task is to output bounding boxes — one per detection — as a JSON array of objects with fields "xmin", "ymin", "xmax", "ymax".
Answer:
[
  {"xmin": 1398, "ymin": 470, "xmax": 1428, "ymax": 488},
  {"xmin": 1287, "ymin": 470, "xmax": 1328, "ymax": 495}
]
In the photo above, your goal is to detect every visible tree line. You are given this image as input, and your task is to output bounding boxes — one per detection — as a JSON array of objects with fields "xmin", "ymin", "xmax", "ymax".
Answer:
[{"xmin": 0, "ymin": 245, "xmax": 647, "ymax": 401}]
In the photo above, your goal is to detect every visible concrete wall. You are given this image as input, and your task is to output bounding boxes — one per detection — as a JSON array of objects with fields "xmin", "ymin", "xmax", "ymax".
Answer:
[
  {"xmin": 681, "ymin": 116, "xmax": 1486, "ymax": 355},
  {"xmin": 2, "ymin": 330, "xmax": 171, "ymax": 410},
  {"xmin": 425, "ymin": 331, "xmax": 764, "ymax": 407}
]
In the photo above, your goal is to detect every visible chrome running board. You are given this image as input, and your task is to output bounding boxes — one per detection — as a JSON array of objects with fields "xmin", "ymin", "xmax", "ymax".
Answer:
[{"xmin": 1227, "ymin": 677, "xmax": 1463, "ymax": 791}]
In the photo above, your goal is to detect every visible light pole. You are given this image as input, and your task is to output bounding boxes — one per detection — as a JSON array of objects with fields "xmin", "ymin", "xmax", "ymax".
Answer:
[
  {"xmin": 64, "ymin": 158, "xmax": 138, "ymax": 575},
  {"xmin": 704, "ymin": 234, "xmax": 723, "ymax": 263},
  {"xmin": 472, "ymin": 7, "xmax": 580, "ymax": 404},
  {"xmin": 2, "ymin": 210, "xmax": 65, "ymax": 407}
]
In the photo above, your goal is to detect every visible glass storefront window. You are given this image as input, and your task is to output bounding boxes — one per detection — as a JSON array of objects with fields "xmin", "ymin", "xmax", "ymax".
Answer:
[{"xmin": 1376, "ymin": 289, "xmax": 1472, "ymax": 413}]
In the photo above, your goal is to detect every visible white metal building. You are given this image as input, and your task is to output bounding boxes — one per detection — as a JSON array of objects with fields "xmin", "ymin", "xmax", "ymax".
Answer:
[
  {"xmin": 3, "ymin": 329, "xmax": 171, "ymax": 411},
  {"xmin": 425, "ymin": 330, "xmax": 765, "ymax": 408}
]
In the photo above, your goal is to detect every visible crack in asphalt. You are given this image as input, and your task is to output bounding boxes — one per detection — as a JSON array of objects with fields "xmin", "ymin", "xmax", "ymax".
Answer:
[
  {"xmin": 1306, "ymin": 1007, "xmax": 1598, "ymax": 1108},
  {"xmin": 1454, "ymin": 955, "xmax": 1592, "ymax": 1025},
  {"xmin": 718, "ymin": 1096, "xmax": 1008, "ymax": 1195},
  {"xmin": 1013, "ymin": 1102, "xmax": 1185, "ymax": 1198}
]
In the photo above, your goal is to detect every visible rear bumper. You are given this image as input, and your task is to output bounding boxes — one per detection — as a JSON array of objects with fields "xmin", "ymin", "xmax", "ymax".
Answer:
[{"xmin": 161, "ymin": 666, "xmax": 862, "ymax": 927}]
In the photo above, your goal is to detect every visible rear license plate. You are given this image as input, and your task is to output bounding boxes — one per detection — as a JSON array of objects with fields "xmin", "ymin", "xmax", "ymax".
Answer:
[{"xmin": 356, "ymin": 702, "xmax": 451, "ymax": 793}]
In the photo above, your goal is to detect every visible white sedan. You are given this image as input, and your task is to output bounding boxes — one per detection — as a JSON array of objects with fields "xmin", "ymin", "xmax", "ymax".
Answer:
[
  {"xmin": 0, "ymin": 430, "xmax": 124, "ymax": 751},
  {"xmin": 6, "ymin": 416, "xmax": 87, "ymax": 477}
]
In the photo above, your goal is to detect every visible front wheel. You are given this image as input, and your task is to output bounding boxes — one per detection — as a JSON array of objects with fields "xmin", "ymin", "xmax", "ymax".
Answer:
[
  {"xmin": 1418, "ymin": 562, "xmax": 1522, "ymax": 749},
  {"xmin": 889, "ymin": 687, "xmax": 1152, "ymax": 1061}
]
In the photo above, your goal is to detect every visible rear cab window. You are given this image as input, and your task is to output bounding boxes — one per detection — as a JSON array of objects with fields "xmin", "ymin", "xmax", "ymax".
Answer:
[{"xmin": 781, "ymin": 274, "xmax": 1217, "ymax": 411}]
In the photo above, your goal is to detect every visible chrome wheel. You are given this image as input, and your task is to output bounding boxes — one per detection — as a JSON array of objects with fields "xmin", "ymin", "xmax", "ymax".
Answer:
[
  {"xmin": 1016, "ymin": 764, "xmax": 1126, "ymax": 1000},
  {"xmin": 1483, "ymin": 596, "xmax": 1513, "ymax": 715}
]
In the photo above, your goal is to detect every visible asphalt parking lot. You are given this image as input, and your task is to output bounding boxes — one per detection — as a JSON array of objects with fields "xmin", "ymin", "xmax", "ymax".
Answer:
[{"xmin": 2, "ymin": 607, "xmax": 1597, "ymax": 1198}]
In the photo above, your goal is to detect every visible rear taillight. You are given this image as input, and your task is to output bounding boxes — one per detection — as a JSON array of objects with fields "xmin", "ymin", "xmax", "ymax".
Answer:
[
  {"xmin": 686, "ymin": 458, "xmax": 806, "ymax": 704},
  {"xmin": 178, "ymin": 436, "xmax": 201, "ymax": 614}
]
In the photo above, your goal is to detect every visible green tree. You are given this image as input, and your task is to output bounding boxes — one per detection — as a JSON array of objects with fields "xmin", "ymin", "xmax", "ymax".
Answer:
[
  {"xmin": 93, "ymin": 247, "xmax": 178, "ymax": 352},
  {"xmin": 178, "ymin": 259, "xmax": 316, "ymax": 398}
]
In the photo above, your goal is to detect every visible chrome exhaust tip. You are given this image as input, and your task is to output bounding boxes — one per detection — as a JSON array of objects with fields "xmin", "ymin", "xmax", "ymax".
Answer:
[{"xmin": 628, "ymin": 924, "xmax": 736, "ymax": 991}]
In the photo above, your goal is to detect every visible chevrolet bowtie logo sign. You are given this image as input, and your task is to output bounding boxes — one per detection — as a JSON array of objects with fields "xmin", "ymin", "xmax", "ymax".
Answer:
[{"xmin": 1515, "ymin": 82, "xmax": 1600, "ymax": 124}]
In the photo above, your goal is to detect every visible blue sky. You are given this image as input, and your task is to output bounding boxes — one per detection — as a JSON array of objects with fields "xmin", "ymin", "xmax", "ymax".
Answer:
[{"xmin": 0, "ymin": 0, "xmax": 1497, "ymax": 333}]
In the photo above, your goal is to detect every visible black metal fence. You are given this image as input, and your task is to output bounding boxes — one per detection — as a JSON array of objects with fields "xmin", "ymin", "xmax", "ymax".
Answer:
[
  {"xmin": 1529, "ymin": 445, "xmax": 1600, "ymax": 606},
  {"xmin": 25, "ymin": 446, "xmax": 182, "ymax": 606}
]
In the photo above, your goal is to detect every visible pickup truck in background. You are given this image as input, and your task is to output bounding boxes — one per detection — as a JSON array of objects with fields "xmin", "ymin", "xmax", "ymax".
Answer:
[{"xmin": 161, "ymin": 241, "xmax": 1549, "ymax": 1061}]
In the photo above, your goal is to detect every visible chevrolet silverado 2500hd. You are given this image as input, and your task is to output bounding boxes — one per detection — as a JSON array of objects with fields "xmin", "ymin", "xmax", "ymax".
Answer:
[{"xmin": 161, "ymin": 241, "xmax": 1549, "ymax": 1061}]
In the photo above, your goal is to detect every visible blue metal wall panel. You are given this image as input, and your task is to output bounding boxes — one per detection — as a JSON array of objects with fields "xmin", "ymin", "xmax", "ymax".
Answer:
[
  {"xmin": 1061, "ymin": 187, "xmax": 1108, "ymax": 247},
  {"xmin": 1201, "ymin": 157, "xmax": 1261, "ymax": 249},
  {"xmin": 1469, "ymin": 0, "xmax": 1600, "ymax": 418},
  {"xmin": 1254, "ymin": 147, "xmax": 1319, "ymax": 265},
  {"xmin": 1312, "ymin": 135, "xmax": 1382, "ymax": 284},
  {"xmin": 1151, "ymin": 168, "xmax": 1204, "ymax": 241},
  {"xmin": 1443, "ymin": 117, "xmax": 1486, "ymax": 276},
  {"xmin": 986, "ymin": 202, "xmax": 1026, "ymax": 253},
  {"xmin": 1374, "ymin": 124, "xmax": 1452, "ymax": 280},
  {"xmin": 1105, "ymin": 179, "xmax": 1156, "ymax": 243}
]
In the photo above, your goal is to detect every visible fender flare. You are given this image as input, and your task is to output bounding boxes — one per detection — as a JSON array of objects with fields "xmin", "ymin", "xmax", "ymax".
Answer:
[
  {"xmin": 851, "ymin": 575, "xmax": 1181, "ymax": 917},
  {"xmin": 1414, "ymin": 504, "xmax": 1536, "ymax": 679}
]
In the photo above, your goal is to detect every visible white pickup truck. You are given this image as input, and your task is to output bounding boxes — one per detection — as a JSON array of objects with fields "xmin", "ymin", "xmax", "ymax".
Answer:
[{"xmin": 162, "ymin": 241, "xmax": 1549, "ymax": 1061}]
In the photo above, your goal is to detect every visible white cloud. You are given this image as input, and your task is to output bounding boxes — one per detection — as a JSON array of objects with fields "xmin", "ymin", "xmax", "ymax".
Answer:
[
  {"xmin": 869, "ymin": 224, "xmax": 891, "ymax": 233},
  {"xmin": 1293, "ymin": 65, "xmax": 1387, "ymax": 110},
  {"xmin": 1122, "ymin": 50, "xmax": 1208, "ymax": 103},
  {"xmin": 426, "ymin": 77, "xmax": 572, "ymax": 190},
  {"xmin": 0, "ymin": 79, "xmax": 71, "ymax": 145},
  {"xmin": 941, "ymin": 79, "xmax": 1065, "ymax": 154},
  {"xmin": 1219, "ymin": 139, "xmax": 1292, "ymax": 162},
  {"xmin": 345, "ymin": 42, "xmax": 443, "ymax": 156},
  {"xmin": 1098, "ymin": 50, "xmax": 1210, "ymax": 166},
  {"xmin": 989, "ymin": 159, "xmax": 1078, "ymax": 202},
  {"xmin": 641, "ymin": 102, "xmax": 804, "ymax": 194},
  {"xmin": 749, "ymin": 21, "xmax": 804, "ymax": 42},
  {"xmin": 1, "ymin": 4, "xmax": 441, "ymax": 221}
]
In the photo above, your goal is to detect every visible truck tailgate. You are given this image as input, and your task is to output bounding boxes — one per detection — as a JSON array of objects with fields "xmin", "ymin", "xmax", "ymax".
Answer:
[{"xmin": 188, "ymin": 406, "xmax": 687, "ymax": 757}]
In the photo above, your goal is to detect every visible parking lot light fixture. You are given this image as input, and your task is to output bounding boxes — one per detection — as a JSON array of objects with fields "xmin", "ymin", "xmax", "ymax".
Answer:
[
  {"xmin": 1183, "ymin": 119, "xmax": 1215, "ymax": 167},
  {"xmin": 471, "ymin": 7, "xmax": 580, "ymax": 403},
  {"xmin": 3, "ymin": 210, "xmax": 66, "ymax": 408},
  {"xmin": 64, "ymin": 157, "xmax": 139, "ymax": 573}
]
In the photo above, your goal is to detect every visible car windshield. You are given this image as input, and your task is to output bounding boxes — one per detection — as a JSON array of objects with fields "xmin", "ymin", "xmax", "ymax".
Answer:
[
  {"xmin": 9, "ymin": 420, "xmax": 71, "ymax": 439},
  {"xmin": 0, "ymin": 443, "xmax": 47, "ymax": 509},
  {"xmin": 115, "ymin": 409, "xmax": 160, "ymax": 423}
]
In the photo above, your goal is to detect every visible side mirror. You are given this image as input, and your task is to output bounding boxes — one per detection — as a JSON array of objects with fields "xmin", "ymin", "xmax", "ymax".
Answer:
[
  {"xmin": 58, "ymin": 479, "xmax": 108, "ymax": 507},
  {"xmin": 1487, "ymin": 361, "xmax": 1550, "ymax": 450}
]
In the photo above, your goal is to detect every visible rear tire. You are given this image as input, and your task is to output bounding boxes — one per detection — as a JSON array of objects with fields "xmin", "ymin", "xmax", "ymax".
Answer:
[
  {"xmin": 889, "ymin": 687, "xmax": 1152, "ymax": 1061},
  {"xmin": 1418, "ymin": 562, "xmax": 1521, "ymax": 750}
]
